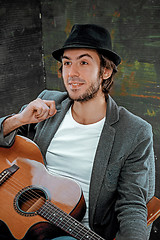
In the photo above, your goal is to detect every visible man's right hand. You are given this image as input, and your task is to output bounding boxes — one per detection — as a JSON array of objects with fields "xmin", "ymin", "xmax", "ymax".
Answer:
[
  {"xmin": 19, "ymin": 98, "xmax": 57, "ymax": 125},
  {"xmin": 3, "ymin": 98, "xmax": 57, "ymax": 136}
]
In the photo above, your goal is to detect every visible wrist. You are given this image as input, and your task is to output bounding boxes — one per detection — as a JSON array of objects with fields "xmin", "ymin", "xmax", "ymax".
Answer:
[
  {"xmin": 3, "ymin": 113, "xmax": 25, "ymax": 136},
  {"xmin": 16, "ymin": 112, "xmax": 28, "ymax": 125}
]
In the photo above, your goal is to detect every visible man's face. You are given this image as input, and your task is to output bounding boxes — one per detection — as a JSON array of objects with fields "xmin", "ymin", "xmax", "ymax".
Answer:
[{"xmin": 62, "ymin": 48, "xmax": 103, "ymax": 102}]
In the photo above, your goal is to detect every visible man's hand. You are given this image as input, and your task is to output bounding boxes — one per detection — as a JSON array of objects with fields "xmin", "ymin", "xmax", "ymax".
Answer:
[
  {"xmin": 19, "ymin": 98, "xmax": 57, "ymax": 125},
  {"xmin": 3, "ymin": 98, "xmax": 57, "ymax": 136}
]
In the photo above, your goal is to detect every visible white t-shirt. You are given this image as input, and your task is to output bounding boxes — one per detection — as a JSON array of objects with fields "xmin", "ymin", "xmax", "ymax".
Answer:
[{"xmin": 46, "ymin": 106, "xmax": 105, "ymax": 228}]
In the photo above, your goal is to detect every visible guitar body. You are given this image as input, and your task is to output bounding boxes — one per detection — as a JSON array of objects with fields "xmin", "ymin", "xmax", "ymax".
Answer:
[{"xmin": 0, "ymin": 136, "xmax": 86, "ymax": 240}]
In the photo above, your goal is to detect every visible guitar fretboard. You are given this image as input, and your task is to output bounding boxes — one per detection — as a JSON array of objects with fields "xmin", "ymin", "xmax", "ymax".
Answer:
[{"xmin": 37, "ymin": 200, "xmax": 104, "ymax": 240}]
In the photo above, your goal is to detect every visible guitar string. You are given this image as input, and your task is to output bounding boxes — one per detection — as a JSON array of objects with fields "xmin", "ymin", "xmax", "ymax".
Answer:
[
  {"xmin": 3, "ymin": 177, "xmax": 103, "ymax": 240},
  {"xmin": 2, "ymin": 171, "xmax": 47, "ymax": 208},
  {"xmin": 2, "ymin": 169, "xmax": 78, "ymax": 214},
  {"xmin": 39, "ymin": 201, "xmax": 102, "ymax": 240},
  {"xmin": 39, "ymin": 201, "xmax": 104, "ymax": 240},
  {"xmin": 2, "ymin": 175, "xmax": 83, "ymax": 237},
  {"xmin": 39, "ymin": 201, "xmax": 87, "ymax": 237},
  {"xmin": 2, "ymin": 169, "xmax": 81, "ymax": 217},
  {"xmin": 2, "ymin": 173, "xmax": 104, "ymax": 240}
]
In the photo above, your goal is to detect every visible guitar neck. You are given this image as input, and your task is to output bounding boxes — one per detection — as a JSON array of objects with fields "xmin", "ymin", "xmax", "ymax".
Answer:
[{"xmin": 38, "ymin": 200, "xmax": 104, "ymax": 240}]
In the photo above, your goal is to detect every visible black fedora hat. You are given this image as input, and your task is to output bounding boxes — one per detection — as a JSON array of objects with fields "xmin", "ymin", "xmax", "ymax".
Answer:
[{"xmin": 52, "ymin": 24, "xmax": 121, "ymax": 66}]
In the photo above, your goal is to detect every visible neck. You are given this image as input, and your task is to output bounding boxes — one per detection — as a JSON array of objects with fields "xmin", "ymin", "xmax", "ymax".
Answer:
[{"xmin": 72, "ymin": 94, "xmax": 107, "ymax": 125}]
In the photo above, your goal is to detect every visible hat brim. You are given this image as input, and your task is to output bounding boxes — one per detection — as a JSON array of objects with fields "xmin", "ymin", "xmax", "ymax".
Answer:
[{"xmin": 52, "ymin": 44, "xmax": 121, "ymax": 66}]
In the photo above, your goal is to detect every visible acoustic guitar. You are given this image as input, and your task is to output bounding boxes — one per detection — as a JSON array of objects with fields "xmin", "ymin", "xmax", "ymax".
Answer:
[{"xmin": 0, "ymin": 135, "xmax": 105, "ymax": 240}]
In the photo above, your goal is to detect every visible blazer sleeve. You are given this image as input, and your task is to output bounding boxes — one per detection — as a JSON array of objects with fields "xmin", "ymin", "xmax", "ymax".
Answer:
[
  {"xmin": 115, "ymin": 123, "xmax": 155, "ymax": 240},
  {"xmin": 0, "ymin": 115, "xmax": 17, "ymax": 147}
]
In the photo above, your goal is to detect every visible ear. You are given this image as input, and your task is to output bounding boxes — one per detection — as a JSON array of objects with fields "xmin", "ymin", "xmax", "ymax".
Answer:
[{"xmin": 102, "ymin": 68, "xmax": 113, "ymax": 79}]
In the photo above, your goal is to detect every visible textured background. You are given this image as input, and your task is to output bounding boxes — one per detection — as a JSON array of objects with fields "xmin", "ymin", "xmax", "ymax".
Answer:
[
  {"xmin": 0, "ymin": 0, "xmax": 45, "ymax": 115},
  {"xmin": 0, "ymin": 0, "xmax": 160, "ymax": 239}
]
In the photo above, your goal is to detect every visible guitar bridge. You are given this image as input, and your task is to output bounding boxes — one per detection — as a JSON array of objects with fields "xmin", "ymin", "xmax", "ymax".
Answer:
[{"xmin": 0, "ymin": 164, "xmax": 19, "ymax": 185}]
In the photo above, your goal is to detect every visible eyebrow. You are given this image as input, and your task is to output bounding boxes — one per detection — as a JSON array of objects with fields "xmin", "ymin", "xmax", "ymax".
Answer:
[{"xmin": 62, "ymin": 53, "xmax": 93, "ymax": 60}]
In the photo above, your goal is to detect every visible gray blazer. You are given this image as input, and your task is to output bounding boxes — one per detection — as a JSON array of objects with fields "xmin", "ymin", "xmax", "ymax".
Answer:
[{"xmin": 0, "ymin": 90, "xmax": 155, "ymax": 240}]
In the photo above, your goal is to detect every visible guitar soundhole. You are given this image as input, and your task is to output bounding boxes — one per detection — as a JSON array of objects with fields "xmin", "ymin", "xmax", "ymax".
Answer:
[{"xmin": 14, "ymin": 186, "xmax": 48, "ymax": 216}]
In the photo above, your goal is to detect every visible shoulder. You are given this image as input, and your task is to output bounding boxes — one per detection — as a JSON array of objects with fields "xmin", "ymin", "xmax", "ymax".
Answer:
[
  {"xmin": 119, "ymin": 106, "xmax": 152, "ymax": 132},
  {"xmin": 108, "ymin": 96, "xmax": 152, "ymax": 138},
  {"xmin": 119, "ymin": 106, "xmax": 153, "ymax": 146}
]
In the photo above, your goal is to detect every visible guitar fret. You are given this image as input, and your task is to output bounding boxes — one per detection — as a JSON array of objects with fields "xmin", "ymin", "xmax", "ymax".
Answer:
[
  {"xmin": 47, "ymin": 202, "xmax": 68, "ymax": 224},
  {"xmin": 59, "ymin": 217, "xmax": 82, "ymax": 237},
  {"xmin": 49, "ymin": 203, "xmax": 86, "ymax": 237},
  {"xmin": 38, "ymin": 201, "xmax": 105, "ymax": 240}
]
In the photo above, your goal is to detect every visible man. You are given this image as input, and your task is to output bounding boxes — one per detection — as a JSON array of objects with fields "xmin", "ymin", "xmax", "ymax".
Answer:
[{"xmin": 0, "ymin": 24, "xmax": 155, "ymax": 240}]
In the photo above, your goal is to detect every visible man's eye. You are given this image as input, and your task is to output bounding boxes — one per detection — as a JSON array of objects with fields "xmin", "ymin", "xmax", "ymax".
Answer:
[
  {"xmin": 81, "ymin": 61, "xmax": 88, "ymax": 65},
  {"xmin": 63, "ymin": 62, "xmax": 71, "ymax": 66}
]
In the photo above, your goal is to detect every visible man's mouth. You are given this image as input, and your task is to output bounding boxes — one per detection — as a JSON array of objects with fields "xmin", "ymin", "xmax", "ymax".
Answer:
[
  {"xmin": 67, "ymin": 77, "xmax": 85, "ymax": 89},
  {"xmin": 68, "ymin": 82, "xmax": 84, "ymax": 89}
]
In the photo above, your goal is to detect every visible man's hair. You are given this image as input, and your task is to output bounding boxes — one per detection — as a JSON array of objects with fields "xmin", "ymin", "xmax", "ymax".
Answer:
[{"xmin": 98, "ymin": 53, "xmax": 117, "ymax": 99}]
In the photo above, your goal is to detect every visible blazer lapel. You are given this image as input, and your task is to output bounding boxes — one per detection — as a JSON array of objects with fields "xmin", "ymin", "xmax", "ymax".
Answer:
[
  {"xmin": 89, "ymin": 95, "xmax": 119, "ymax": 227},
  {"xmin": 89, "ymin": 122, "xmax": 116, "ymax": 226}
]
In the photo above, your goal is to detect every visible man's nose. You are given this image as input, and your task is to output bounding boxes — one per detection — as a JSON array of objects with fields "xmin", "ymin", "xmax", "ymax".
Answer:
[{"xmin": 69, "ymin": 63, "xmax": 79, "ymax": 77}]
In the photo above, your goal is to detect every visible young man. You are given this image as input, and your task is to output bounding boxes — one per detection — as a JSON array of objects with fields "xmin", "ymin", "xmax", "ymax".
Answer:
[{"xmin": 0, "ymin": 24, "xmax": 155, "ymax": 240}]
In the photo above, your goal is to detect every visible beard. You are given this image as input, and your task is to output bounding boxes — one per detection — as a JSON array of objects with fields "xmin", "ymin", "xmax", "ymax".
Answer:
[
  {"xmin": 65, "ymin": 76, "xmax": 102, "ymax": 102},
  {"xmin": 75, "ymin": 82, "xmax": 100, "ymax": 102}
]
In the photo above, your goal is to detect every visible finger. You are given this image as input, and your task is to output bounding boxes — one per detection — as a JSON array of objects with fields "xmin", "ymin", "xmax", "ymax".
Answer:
[
  {"xmin": 32, "ymin": 99, "xmax": 57, "ymax": 121},
  {"xmin": 35, "ymin": 110, "xmax": 50, "ymax": 121},
  {"xmin": 34, "ymin": 99, "xmax": 50, "ymax": 117},
  {"xmin": 34, "ymin": 108, "xmax": 48, "ymax": 119},
  {"xmin": 43, "ymin": 100, "xmax": 57, "ymax": 116}
]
